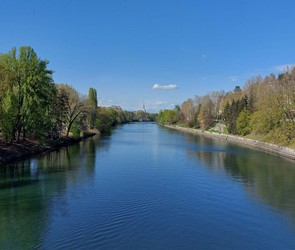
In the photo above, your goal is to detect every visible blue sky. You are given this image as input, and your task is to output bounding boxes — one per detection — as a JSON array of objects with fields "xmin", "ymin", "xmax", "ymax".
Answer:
[{"xmin": 1, "ymin": 0, "xmax": 295, "ymax": 112}]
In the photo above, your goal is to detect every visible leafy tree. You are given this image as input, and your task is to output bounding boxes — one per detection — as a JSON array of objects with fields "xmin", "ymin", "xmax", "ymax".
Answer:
[
  {"xmin": 234, "ymin": 85, "xmax": 242, "ymax": 92},
  {"xmin": 95, "ymin": 108, "xmax": 114, "ymax": 134},
  {"xmin": 0, "ymin": 46, "xmax": 54, "ymax": 142},
  {"xmin": 158, "ymin": 110, "xmax": 177, "ymax": 125},
  {"xmin": 198, "ymin": 96, "xmax": 214, "ymax": 130},
  {"xmin": 0, "ymin": 90, "xmax": 17, "ymax": 143},
  {"xmin": 236, "ymin": 107, "xmax": 251, "ymax": 136},
  {"xmin": 88, "ymin": 87, "xmax": 98, "ymax": 129},
  {"xmin": 181, "ymin": 98, "xmax": 196, "ymax": 127},
  {"xmin": 56, "ymin": 84, "xmax": 88, "ymax": 137},
  {"xmin": 49, "ymin": 87, "xmax": 69, "ymax": 138}
]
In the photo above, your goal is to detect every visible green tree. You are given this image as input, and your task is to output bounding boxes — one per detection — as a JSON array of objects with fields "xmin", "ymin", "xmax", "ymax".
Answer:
[
  {"xmin": 88, "ymin": 87, "xmax": 98, "ymax": 107},
  {"xmin": 0, "ymin": 46, "xmax": 54, "ymax": 142},
  {"xmin": 236, "ymin": 107, "xmax": 251, "ymax": 136},
  {"xmin": 49, "ymin": 86, "xmax": 69, "ymax": 139},
  {"xmin": 0, "ymin": 90, "xmax": 17, "ymax": 143},
  {"xmin": 88, "ymin": 87, "xmax": 98, "ymax": 129},
  {"xmin": 56, "ymin": 84, "xmax": 88, "ymax": 137},
  {"xmin": 223, "ymin": 97, "xmax": 247, "ymax": 134},
  {"xmin": 158, "ymin": 110, "xmax": 177, "ymax": 125},
  {"xmin": 95, "ymin": 107, "xmax": 115, "ymax": 133}
]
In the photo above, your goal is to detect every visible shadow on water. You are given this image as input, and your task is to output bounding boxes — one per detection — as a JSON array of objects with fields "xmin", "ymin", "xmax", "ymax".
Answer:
[
  {"xmin": 183, "ymin": 132, "xmax": 295, "ymax": 225},
  {"xmin": 0, "ymin": 135, "xmax": 108, "ymax": 249}
]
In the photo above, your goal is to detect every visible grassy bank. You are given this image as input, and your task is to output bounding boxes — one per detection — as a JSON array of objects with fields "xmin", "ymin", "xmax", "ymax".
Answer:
[{"xmin": 164, "ymin": 125, "xmax": 295, "ymax": 161}]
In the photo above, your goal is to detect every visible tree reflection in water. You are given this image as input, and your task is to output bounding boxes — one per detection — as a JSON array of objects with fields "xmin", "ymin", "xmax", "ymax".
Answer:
[
  {"xmin": 0, "ymin": 136, "xmax": 108, "ymax": 249},
  {"xmin": 184, "ymin": 133, "xmax": 295, "ymax": 226}
]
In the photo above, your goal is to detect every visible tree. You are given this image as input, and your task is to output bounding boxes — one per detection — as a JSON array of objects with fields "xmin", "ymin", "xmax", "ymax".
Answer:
[
  {"xmin": 56, "ymin": 84, "xmax": 88, "ymax": 137},
  {"xmin": 181, "ymin": 98, "xmax": 196, "ymax": 127},
  {"xmin": 88, "ymin": 87, "xmax": 98, "ymax": 107},
  {"xmin": 158, "ymin": 110, "xmax": 177, "ymax": 125},
  {"xmin": 0, "ymin": 90, "xmax": 17, "ymax": 143},
  {"xmin": 223, "ymin": 98, "xmax": 246, "ymax": 134},
  {"xmin": 198, "ymin": 95, "xmax": 214, "ymax": 130},
  {"xmin": 95, "ymin": 107, "xmax": 115, "ymax": 134},
  {"xmin": 50, "ymin": 86, "xmax": 69, "ymax": 138},
  {"xmin": 234, "ymin": 85, "xmax": 241, "ymax": 92},
  {"xmin": 208, "ymin": 90, "xmax": 225, "ymax": 121},
  {"xmin": 0, "ymin": 46, "xmax": 55, "ymax": 142},
  {"xmin": 88, "ymin": 88, "xmax": 98, "ymax": 129},
  {"xmin": 236, "ymin": 108, "xmax": 251, "ymax": 136}
]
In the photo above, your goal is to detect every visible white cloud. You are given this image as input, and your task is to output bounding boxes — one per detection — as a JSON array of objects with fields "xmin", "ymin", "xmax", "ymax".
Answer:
[
  {"xmin": 150, "ymin": 100, "xmax": 167, "ymax": 107},
  {"xmin": 146, "ymin": 100, "xmax": 175, "ymax": 112},
  {"xmin": 99, "ymin": 98, "xmax": 114, "ymax": 107},
  {"xmin": 229, "ymin": 75, "xmax": 237, "ymax": 82},
  {"xmin": 152, "ymin": 83, "xmax": 177, "ymax": 90},
  {"xmin": 273, "ymin": 64, "xmax": 295, "ymax": 72}
]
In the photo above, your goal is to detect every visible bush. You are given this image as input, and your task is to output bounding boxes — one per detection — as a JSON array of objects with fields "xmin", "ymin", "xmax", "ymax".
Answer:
[{"xmin": 70, "ymin": 122, "xmax": 81, "ymax": 138}]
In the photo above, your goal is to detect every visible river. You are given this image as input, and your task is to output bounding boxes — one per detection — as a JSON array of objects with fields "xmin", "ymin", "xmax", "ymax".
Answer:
[{"xmin": 1, "ymin": 123, "xmax": 295, "ymax": 249}]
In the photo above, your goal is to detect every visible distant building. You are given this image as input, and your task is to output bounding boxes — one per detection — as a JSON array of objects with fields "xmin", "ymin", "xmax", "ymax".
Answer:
[
  {"xmin": 133, "ymin": 101, "xmax": 149, "ymax": 122},
  {"xmin": 142, "ymin": 101, "xmax": 146, "ymax": 113}
]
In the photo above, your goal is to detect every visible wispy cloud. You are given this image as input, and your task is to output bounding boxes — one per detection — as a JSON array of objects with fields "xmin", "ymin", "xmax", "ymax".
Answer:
[
  {"xmin": 147, "ymin": 100, "xmax": 175, "ymax": 112},
  {"xmin": 229, "ymin": 75, "xmax": 237, "ymax": 82},
  {"xmin": 273, "ymin": 64, "xmax": 295, "ymax": 72},
  {"xmin": 152, "ymin": 83, "xmax": 178, "ymax": 90},
  {"xmin": 149, "ymin": 100, "xmax": 169, "ymax": 107},
  {"xmin": 201, "ymin": 54, "xmax": 207, "ymax": 59},
  {"xmin": 99, "ymin": 98, "xmax": 114, "ymax": 107}
]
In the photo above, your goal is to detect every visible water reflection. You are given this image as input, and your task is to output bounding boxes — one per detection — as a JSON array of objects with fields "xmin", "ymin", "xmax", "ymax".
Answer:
[
  {"xmin": 0, "ymin": 136, "xmax": 107, "ymax": 249},
  {"xmin": 185, "ymin": 133, "xmax": 295, "ymax": 225},
  {"xmin": 1, "ymin": 125, "xmax": 295, "ymax": 249}
]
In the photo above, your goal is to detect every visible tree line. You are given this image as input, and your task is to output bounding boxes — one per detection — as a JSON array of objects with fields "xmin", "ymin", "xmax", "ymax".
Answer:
[
  {"xmin": 158, "ymin": 70, "xmax": 295, "ymax": 147},
  {"xmin": 0, "ymin": 46, "xmax": 133, "ymax": 144}
]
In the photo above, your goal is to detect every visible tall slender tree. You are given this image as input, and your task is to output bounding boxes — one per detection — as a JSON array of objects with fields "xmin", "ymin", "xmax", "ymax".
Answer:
[{"xmin": 88, "ymin": 87, "xmax": 98, "ymax": 129}]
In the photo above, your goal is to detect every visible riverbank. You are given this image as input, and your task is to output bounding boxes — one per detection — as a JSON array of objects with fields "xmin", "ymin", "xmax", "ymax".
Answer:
[
  {"xmin": 165, "ymin": 125, "xmax": 295, "ymax": 161},
  {"xmin": 0, "ymin": 130, "xmax": 99, "ymax": 165}
]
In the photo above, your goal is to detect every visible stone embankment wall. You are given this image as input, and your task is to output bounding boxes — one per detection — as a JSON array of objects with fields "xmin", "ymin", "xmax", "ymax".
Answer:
[{"xmin": 165, "ymin": 125, "xmax": 295, "ymax": 161}]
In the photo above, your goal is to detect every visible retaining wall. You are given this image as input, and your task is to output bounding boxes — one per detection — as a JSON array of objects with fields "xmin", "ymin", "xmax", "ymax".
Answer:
[{"xmin": 165, "ymin": 125, "xmax": 295, "ymax": 161}]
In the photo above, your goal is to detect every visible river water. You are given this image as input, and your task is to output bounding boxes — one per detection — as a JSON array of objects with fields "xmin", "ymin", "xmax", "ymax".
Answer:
[{"xmin": 1, "ymin": 123, "xmax": 295, "ymax": 249}]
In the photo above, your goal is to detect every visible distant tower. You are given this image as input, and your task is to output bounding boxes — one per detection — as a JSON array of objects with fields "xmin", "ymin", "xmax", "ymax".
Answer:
[{"xmin": 142, "ymin": 101, "xmax": 146, "ymax": 113}]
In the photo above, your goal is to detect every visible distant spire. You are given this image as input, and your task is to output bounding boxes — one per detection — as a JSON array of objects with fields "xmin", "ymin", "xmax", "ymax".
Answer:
[{"xmin": 143, "ymin": 101, "xmax": 146, "ymax": 113}]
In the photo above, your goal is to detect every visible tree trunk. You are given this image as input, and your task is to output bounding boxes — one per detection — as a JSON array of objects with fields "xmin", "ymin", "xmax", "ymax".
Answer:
[
  {"xmin": 17, "ymin": 127, "xmax": 21, "ymax": 142},
  {"xmin": 23, "ymin": 128, "xmax": 26, "ymax": 140}
]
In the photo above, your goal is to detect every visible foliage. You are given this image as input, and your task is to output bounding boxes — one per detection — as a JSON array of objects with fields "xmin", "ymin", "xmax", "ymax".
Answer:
[
  {"xmin": 1, "ymin": 46, "xmax": 295, "ymax": 148},
  {"xmin": 70, "ymin": 122, "xmax": 81, "ymax": 138},
  {"xmin": 198, "ymin": 96, "xmax": 215, "ymax": 130},
  {"xmin": 0, "ymin": 90, "xmax": 17, "ymax": 143},
  {"xmin": 0, "ymin": 46, "xmax": 55, "ymax": 141},
  {"xmin": 157, "ymin": 110, "xmax": 177, "ymax": 125},
  {"xmin": 159, "ymin": 69, "xmax": 295, "ymax": 147},
  {"xmin": 94, "ymin": 107, "xmax": 133, "ymax": 134},
  {"xmin": 236, "ymin": 108, "xmax": 251, "ymax": 136},
  {"xmin": 147, "ymin": 113, "xmax": 158, "ymax": 121},
  {"xmin": 0, "ymin": 46, "xmax": 158, "ymax": 144},
  {"xmin": 95, "ymin": 108, "xmax": 114, "ymax": 134},
  {"xmin": 88, "ymin": 87, "xmax": 98, "ymax": 128},
  {"xmin": 55, "ymin": 84, "xmax": 88, "ymax": 137}
]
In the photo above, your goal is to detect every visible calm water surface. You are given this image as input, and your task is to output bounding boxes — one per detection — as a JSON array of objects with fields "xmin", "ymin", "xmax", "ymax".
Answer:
[{"xmin": 1, "ymin": 123, "xmax": 295, "ymax": 249}]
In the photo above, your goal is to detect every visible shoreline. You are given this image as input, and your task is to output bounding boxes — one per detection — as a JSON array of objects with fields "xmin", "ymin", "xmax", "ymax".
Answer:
[
  {"xmin": 164, "ymin": 125, "xmax": 295, "ymax": 161},
  {"xmin": 0, "ymin": 131, "xmax": 99, "ymax": 166}
]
